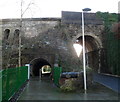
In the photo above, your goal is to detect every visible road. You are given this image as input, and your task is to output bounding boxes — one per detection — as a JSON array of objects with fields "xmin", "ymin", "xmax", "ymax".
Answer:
[{"xmin": 18, "ymin": 77, "xmax": 119, "ymax": 101}]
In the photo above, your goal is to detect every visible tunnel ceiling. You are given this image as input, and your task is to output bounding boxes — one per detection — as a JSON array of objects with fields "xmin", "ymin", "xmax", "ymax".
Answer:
[{"xmin": 77, "ymin": 35, "xmax": 99, "ymax": 52}]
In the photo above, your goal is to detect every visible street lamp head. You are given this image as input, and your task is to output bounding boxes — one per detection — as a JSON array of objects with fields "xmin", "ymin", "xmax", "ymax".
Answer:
[
  {"xmin": 82, "ymin": 8, "xmax": 91, "ymax": 11},
  {"xmin": 73, "ymin": 43, "xmax": 83, "ymax": 57}
]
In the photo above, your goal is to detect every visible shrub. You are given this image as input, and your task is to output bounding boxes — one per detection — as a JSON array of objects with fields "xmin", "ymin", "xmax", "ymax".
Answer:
[{"xmin": 60, "ymin": 79, "xmax": 76, "ymax": 92}]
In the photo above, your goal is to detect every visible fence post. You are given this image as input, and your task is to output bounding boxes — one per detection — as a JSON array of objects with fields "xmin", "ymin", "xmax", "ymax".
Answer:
[
  {"xmin": 25, "ymin": 64, "xmax": 30, "ymax": 80},
  {"xmin": 6, "ymin": 69, "xmax": 10, "ymax": 100},
  {"xmin": 53, "ymin": 67, "xmax": 62, "ymax": 86},
  {"xmin": 39, "ymin": 69, "xmax": 42, "ymax": 79}
]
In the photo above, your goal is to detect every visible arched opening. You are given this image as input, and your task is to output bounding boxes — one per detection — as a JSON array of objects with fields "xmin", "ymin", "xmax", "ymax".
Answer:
[
  {"xmin": 14, "ymin": 29, "xmax": 20, "ymax": 38},
  {"xmin": 30, "ymin": 58, "xmax": 52, "ymax": 77},
  {"xmin": 42, "ymin": 65, "xmax": 51, "ymax": 74},
  {"xmin": 41, "ymin": 65, "xmax": 52, "ymax": 78},
  {"xmin": 77, "ymin": 35, "xmax": 100, "ymax": 52},
  {"xmin": 76, "ymin": 35, "xmax": 101, "ymax": 72},
  {"xmin": 4, "ymin": 29, "xmax": 10, "ymax": 39}
]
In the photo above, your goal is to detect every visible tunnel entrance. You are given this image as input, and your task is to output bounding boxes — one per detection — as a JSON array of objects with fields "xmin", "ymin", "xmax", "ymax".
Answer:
[
  {"xmin": 30, "ymin": 58, "xmax": 52, "ymax": 77},
  {"xmin": 76, "ymin": 35, "xmax": 101, "ymax": 72}
]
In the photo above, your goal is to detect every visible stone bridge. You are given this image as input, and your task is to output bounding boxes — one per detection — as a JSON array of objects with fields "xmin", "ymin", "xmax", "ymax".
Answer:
[{"xmin": 1, "ymin": 11, "xmax": 105, "ymax": 75}]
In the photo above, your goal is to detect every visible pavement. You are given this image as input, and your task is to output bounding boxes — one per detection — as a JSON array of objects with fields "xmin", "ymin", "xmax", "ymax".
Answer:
[{"xmin": 18, "ymin": 77, "xmax": 119, "ymax": 101}]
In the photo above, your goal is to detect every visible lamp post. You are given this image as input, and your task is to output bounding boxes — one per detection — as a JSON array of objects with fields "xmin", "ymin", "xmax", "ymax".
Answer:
[
  {"xmin": 82, "ymin": 8, "xmax": 91, "ymax": 91},
  {"xmin": 73, "ymin": 8, "xmax": 91, "ymax": 91}
]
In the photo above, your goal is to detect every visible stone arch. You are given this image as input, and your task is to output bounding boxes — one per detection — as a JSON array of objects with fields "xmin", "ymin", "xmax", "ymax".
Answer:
[
  {"xmin": 73, "ymin": 34, "xmax": 102, "ymax": 72},
  {"xmin": 72, "ymin": 33, "xmax": 102, "ymax": 49},
  {"xmin": 30, "ymin": 58, "xmax": 52, "ymax": 76},
  {"xmin": 14, "ymin": 29, "xmax": 20, "ymax": 38},
  {"xmin": 4, "ymin": 29, "xmax": 10, "ymax": 39}
]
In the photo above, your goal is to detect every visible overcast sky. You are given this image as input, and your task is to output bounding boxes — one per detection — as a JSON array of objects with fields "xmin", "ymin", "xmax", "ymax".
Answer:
[{"xmin": 0, "ymin": 0, "xmax": 119, "ymax": 19}]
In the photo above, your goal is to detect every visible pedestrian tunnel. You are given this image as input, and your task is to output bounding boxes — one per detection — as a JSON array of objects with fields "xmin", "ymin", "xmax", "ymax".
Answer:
[
  {"xmin": 30, "ymin": 58, "xmax": 52, "ymax": 77},
  {"xmin": 75, "ymin": 35, "xmax": 102, "ymax": 72}
]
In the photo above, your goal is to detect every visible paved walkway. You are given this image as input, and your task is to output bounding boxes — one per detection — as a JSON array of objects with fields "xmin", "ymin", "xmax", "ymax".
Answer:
[{"xmin": 18, "ymin": 77, "xmax": 119, "ymax": 101}]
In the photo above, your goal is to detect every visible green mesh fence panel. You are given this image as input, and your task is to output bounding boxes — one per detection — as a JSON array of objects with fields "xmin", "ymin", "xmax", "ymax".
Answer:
[
  {"xmin": 0, "ymin": 70, "xmax": 2, "ymax": 102},
  {"xmin": 53, "ymin": 67, "xmax": 62, "ymax": 86},
  {"xmin": 2, "ymin": 66, "xmax": 28, "ymax": 101}
]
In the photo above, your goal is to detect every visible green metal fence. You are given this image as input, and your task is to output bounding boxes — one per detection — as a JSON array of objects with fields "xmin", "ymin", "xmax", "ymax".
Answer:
[
  {"xmin": 2, "ymin": 66, "xmax": 28, "ymax": 101},
  {"xmin": 0, "ymin": 70, "xmax": 2, "ymax": 102},
  {"xmin": 53, "ymin": 67, "xmax": 62, "ymax": 86}
]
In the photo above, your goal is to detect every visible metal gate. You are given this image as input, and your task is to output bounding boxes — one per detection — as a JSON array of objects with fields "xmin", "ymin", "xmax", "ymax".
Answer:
[{"xmin": 53, "ymin": 67, "xmax": 62, "ymax": 86}]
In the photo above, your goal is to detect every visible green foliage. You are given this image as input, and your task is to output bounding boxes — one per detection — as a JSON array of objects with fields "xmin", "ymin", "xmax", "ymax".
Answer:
[
  {"xmin": 42, "ymin": 65, "xmax": 51, "ymax": 72},
  {"xmin": 86, "ymin": 66, "xmax": 93, "ymax": 73},
  {"xmin": 97, "ymin": 12, "xmax": 120, "ymax": 75},
  {"xmin": 96, "ymin": 12, "xmax": 118, "ymax": 24},
  {"xmin": 60, "ymin": 79, "xmax": 76, "ymax": 92},
  {"xmin": 106, "ymin": 32, "xmax": 120, "ymax": 75}
]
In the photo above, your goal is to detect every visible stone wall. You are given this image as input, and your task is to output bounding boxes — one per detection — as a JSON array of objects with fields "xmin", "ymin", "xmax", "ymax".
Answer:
[{"xmin": 1, "ymin": 17, "xmax": 104, "ymax": 72}]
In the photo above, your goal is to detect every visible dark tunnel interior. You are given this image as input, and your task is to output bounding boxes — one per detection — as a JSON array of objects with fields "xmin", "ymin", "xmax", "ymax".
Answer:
[
  {"xmin": 77, "ymin": 35, "xmax": 99, "ymax": 52},
  {"xmin": 31, "ymin": 58, "xmax": 51, "ymax": 76}
]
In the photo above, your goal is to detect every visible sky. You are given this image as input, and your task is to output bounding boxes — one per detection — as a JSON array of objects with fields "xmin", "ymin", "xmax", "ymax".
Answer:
[{"xmin": 0, "ymin": 0, "xmax": 119, "ymax": 19}]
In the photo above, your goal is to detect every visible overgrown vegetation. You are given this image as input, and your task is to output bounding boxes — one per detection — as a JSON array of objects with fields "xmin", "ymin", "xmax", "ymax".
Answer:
[
  {"xmin": 59, "ymin": 67, "xmax": 93, "ymax": 92},
  {"xmin": 97, "ymin": 12, "xmax": 120, "ymax": 76},
  {"xmin": 60, "ymin": 79, "xmax": 76, "ymax": 92}
]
